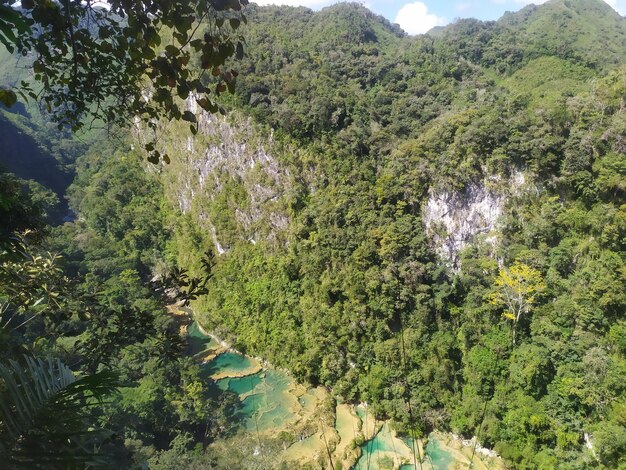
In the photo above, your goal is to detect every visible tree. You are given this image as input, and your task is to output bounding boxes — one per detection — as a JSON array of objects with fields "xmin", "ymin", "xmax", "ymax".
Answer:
[
  {"xmin": 489, "ymin": 260, "xmax": 545, "ymax": 344},
  {"xmin": 0, "ymin": 0, "xmax": 248, "ymax": 162}
]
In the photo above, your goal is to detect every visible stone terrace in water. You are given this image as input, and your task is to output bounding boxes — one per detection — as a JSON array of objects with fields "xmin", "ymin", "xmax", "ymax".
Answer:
[{"xmin": 190, "ymin": 321, "xmax": 504, "ymax": 469}]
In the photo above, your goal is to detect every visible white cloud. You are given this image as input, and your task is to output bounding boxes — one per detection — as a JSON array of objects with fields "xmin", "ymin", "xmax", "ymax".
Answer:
[{"xmin": 395, "ymin": 2, "xmax": 448, "ymax": 35}]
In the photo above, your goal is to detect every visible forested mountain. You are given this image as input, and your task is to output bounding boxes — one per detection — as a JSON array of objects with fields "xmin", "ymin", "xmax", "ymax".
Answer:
[
  {"xmin": 0, "ymin": 47, "xmax": 102, "ymax": 222},
  {"xmin": 1, "ymin": 0, "xmax": 625, "ymax": 468},
  {"xmin": 157, "ymin": 1, "xmax": 626, "ymax": 467}
]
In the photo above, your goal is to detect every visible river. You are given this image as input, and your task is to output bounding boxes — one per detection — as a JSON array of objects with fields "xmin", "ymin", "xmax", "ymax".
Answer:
[{"xmin": 188, "ymin": 321, "xmax": 503, "ymax": 469}]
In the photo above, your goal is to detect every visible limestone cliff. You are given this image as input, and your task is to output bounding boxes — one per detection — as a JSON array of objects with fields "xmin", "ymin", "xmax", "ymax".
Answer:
[
  {"xmin": 423, "ymin": 171, "xmax": 526, "ymax": 268},
  {"xmin": 158, "ymin": 98, "xmax": 292, "ymax": 253}
]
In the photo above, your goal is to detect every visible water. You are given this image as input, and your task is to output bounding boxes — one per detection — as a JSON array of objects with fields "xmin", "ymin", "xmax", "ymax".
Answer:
[
  {"xmin": 354, "ymin": 423, "xmax": 413, "ymax": 470},
  {"xmin": 425, "ymin": 436, "xmax": 456, "ymax": 470},
  {"xmin": 370, "ymin": 434, "xmax": 456, "ymax": 470},
  {"xmin": 188, "ymin": 322, "xmax": 492, "ymax": 469},
  {"xmin": 238, "ymin": 370, "xmax": 299, "ymax": 432},
  {"xmin": 206, "ymin": 351, "xmax": 257, "ymax": 377},
  {"xmin": 217, "ymin": 373, "xmax": 263, "ymax": 395},
  {"xmin": 355, "ymin": 406, "xmax": 376, "ymax": 440},
  {"xmin": 187, "ymin": 321, "xmax": 218, "ymax": 355},
  {"xmin": 188, "ymin": 321, "xmax": 303, "ymax": 434}
]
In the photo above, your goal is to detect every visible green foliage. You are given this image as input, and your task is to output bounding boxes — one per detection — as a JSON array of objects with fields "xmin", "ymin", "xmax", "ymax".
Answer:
[
  {"xmin": 0, "ymin": 172, "xmax": 44, "ymax": 240},
  {"xmin": 0, "ymin": 355, "xmax": 118, "ymax": 468},
  {"xmin": 0, "ymin": 144, "xmax": 247, "ymax": 466},
  {"xmin": 153, "ymin": 3, "xmax": 626, "ymax": 468},
  {"xmin": 2, "ymin": 0, "xmax": 249, "ymax": 162},
  {"xmin": 52, "ymin": 149, "xmax": 248, "ymax": 466},
  {"xmin": 2, "ymin": 1, "xmax": 626, "ymax": 468}
]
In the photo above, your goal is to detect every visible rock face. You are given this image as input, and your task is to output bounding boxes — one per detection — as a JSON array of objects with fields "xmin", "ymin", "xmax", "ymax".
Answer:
[
  {"xmin": 163, "ymin": 96, "xmax": 292, "ymax": 253},
  {"xmin": 159, "ymin": 95, "xmax": 525, "ymax": 266},
  {"xmin": 423, "ymin": 171, "xmax": 525, "ymax": 268}
]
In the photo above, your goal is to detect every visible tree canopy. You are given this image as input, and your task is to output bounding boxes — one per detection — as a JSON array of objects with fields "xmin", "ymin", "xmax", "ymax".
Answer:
[
  {"xmin": 0, "ymin": 0, "xmax": 248, "ymax": 162},
  {"xmin": 1, "ymin": 0, "xmax": 625, "ymax": 468}
]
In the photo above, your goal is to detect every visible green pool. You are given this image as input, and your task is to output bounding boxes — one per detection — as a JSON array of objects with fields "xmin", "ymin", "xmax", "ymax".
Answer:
[
  {"xmin": 424, "ymin": 436, "xmax": 455, "ymax": 470},
  {"xmin": 205, "ymin": 351, "xmax": 256, "ymax": 377},
  {"xmin": 187, "ymin": 321, "xmax": 218, "ymax": 355},
  {"xmin": 356, "ymin": 431, "xmax": 456, "ymax": 470},
  {"xmin": 217, "ymin": 373, "xmax": 263, "ymax": 395},
  {"xmin": 238, "ymin": 370, "xmax": 297, "ymax": 432},
  {"xmin": 188, "ymin": 322, "xmax": 471, "ymax": 470}
]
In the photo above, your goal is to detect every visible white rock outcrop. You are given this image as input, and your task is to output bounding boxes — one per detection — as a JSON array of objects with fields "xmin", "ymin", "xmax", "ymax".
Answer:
[
  {"xmin": 423, "ymin": 171, "xmax": 525, "ymax": 268},
  {"xmin": 167, "ymin": 96, "xmax": 291, "ymax": 254}
]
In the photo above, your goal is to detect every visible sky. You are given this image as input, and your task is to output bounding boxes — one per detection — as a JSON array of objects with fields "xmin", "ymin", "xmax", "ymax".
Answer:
[{"xmin": 253, "ymin": 0, "xmax": 626, "ymax": 34}]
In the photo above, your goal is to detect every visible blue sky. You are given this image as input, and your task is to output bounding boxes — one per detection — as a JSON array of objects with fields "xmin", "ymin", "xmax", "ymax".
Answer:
[{"xmin": 254, "ymin": 0, "xmax": 625, "ymax": 34}]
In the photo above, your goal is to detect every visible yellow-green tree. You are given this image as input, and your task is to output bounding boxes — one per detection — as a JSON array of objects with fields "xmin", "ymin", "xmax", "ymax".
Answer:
[{"xmin": 489, "ymin": 260, "xmax": 546, "ymax": 344}]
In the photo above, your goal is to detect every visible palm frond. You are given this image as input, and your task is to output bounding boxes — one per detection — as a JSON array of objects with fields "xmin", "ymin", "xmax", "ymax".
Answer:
[
  {"xmin": 0, "ymin": 356, "xmax": 74, "ymax": 439},
  {"xmin": 0, "ymin": 355, "xmax": 118, "ymax": 467}
]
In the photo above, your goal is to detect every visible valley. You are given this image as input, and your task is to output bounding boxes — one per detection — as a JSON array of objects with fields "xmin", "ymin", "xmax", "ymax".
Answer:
[
  {"xmin": 187, "ymin": 316, "xmax": 504, "ymax": 469},
  {"xmin": 0, "ymin": 0, "xmax": 625, "ymax": 468}
]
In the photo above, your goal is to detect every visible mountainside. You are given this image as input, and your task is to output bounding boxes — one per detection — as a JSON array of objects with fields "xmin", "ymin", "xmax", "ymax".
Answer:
[
  {"xmin": 435, "ymin": 0, "xmax": 626, "ymax": 73},
  {"xmin": 498, "ymin": 0, "xmax": 626, "ymax": 68},
  {"xmin": 0, "ymin": 48, "xmax": 104, "ymax": 221},
  {"xmin": 2, "ymin": 0, "xmax": 625, "ymax": 468},
  {"xmin": 145, "ymin": 1, "xmax": 626, "ymax": 467},
  {"xmin": 0, "ymin": 115, "xmax": 73, "ymax": 202}
]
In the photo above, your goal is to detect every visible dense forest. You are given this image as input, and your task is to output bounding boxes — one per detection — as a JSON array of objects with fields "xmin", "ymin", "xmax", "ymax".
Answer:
[{"xmin": 1, "ymin": 0, "xmax": 625, "ymax": 468}]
